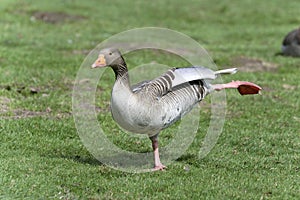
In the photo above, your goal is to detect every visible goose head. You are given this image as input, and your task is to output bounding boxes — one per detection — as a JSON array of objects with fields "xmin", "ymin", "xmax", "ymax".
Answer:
[{"xmin": 91, "ymin": 48, "xmax": 125, "ymax": 69}]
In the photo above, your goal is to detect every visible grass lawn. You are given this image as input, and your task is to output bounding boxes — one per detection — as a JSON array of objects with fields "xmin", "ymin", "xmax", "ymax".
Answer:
[{"xmin": 1, "ymin": 0, "xmax": 299, "ymax": 199}]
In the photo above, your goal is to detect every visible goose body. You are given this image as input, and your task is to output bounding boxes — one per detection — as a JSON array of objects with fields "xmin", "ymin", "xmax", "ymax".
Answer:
[
  {"xmin": 111, "ymin": 68, "xmax": 210, "ymax": 136},
  {"xmin": 92, "ymin": 48, "xmax": 261, "ymax": 171},
  {"xmin": 282, "ymin": 27, "xmax": 300, "ymax": 57}
]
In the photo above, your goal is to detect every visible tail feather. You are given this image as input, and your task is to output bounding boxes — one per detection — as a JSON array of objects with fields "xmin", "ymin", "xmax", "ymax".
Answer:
[{"xmin": 215, "ymin": 68, "xmax": 237, "ymax": 75}]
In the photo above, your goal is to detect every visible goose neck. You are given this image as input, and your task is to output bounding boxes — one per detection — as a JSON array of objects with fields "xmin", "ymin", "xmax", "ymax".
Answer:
[{"xmin": 112, "ymin": 63, "xmax": 131, "ymax": 88}]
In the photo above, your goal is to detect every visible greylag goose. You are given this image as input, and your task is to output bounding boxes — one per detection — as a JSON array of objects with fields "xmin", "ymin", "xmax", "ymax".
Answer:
[
  {"xmin": 91, "ymin": 48, "xmax": 261, "ymax": 171},
  {"xmin": 282, "ymin": 27, "xmax": 300, "ymax": 57}
]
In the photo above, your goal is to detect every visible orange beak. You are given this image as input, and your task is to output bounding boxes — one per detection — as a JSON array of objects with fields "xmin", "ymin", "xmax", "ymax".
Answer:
[{"xmin": 91, "ymin": 54, "xmax": 106, "ymax": 68}]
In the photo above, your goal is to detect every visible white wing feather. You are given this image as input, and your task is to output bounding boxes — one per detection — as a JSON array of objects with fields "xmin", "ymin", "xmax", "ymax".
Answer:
[{"xmin": 172, "ymin": 67, "xmax": 237, "ymax": 88}]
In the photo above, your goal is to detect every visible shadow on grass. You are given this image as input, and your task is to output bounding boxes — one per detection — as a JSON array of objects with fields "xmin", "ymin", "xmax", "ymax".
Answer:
[
  {"xmin": 68, "ymin": 154, "xmax": 104, "ymax": 166},
  {"xmin": 176, "ymin": 153, "xmax": 197, "ymax": 162},
  {"xmin": 66, "ymin": 152, "xmax": 200, "ymax": 169},
  {"xmin": 42, "ymin": 151, "xmax": 104, "ymax": 166}
]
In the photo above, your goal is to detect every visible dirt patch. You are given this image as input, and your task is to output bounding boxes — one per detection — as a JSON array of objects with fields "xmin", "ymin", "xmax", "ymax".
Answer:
[
  {"xmin": 232, "ymin": 56, "xmax": 278, "ymax": 72},
  {"xmin": 31, "ymin": 11, "xmax": 86, "ymax": 24},
  {"xmin": 282, "ymin": 84, "xmax": 298, "ymax": 91},
  {"xmin": 0, "ymin": 97, "xmax": 49, "ymax": 119},
  {"xmin": 0, "ymin": 97, "xmax": 11, "ymax": 114},
  {"xmin": 11, "ymin": 109, "xmax": 49, "ymax": 119},
  {"xmin": 1, "ymin": 108, "xmax": 71, "ymax": 119},
  {"xmin": 0, "ymin": 96, "xmax": 70, "ymax": 119},
  {"xmin": 1, "ymin": 84, "xmax": 42, "ymax": 96}
]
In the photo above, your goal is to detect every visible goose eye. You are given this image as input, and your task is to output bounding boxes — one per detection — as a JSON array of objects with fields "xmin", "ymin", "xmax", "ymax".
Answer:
[{"xmin": 109, "ymin": 52, "xmax": 112, "ymax": 55}]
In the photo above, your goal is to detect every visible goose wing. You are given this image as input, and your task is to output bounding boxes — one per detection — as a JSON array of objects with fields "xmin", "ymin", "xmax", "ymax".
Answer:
[
  {"xmin": 171, "ymin": 66, "xmax": 216, "ymax": 87},
  {"xmin": 132, "ymin": 66, "xmax": 237, "ymax": 97}
]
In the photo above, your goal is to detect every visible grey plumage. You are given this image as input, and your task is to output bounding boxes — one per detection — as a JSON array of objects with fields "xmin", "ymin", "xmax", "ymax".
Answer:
[
  {"xmin": 110, "ymin": 66, "xmax": 210, "ymax": 136},
  {"xmin": 282, "ymin": 27, "xmax": 300, "ymax": 57}
]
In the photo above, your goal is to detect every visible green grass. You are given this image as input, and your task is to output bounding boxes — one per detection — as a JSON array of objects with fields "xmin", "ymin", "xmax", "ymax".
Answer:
[{"xmin": 1, "ymin": 0, "xmax": 300, "ymax": 199}]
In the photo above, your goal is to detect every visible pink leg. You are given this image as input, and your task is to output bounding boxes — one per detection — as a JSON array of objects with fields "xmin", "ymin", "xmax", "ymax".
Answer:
[
  {"xmin": 150, "ymin": 134, "xmax": 166, "ymax": 171},
  {"xmin": 213, "ymin": 81, "xmax": 241, "ymax": 91},
  {"xmin": 213, "ymin": 81, "xmax": 262, "ymax": 95}
]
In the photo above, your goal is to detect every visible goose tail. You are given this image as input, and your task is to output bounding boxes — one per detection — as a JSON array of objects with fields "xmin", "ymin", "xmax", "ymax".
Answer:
[{"xmin": 215, "ymin": 68, "xmax": 238, "ymax": 75}]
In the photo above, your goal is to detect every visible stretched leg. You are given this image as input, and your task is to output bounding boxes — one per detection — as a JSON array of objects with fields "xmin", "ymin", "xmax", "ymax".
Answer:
[
  {"xmin": 213, "ymin": 81, "xmax": 261, "ymax": 95},
  {"xmin": 149, "ymin": 134, "xmax": 166, "ymax": 171}
]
